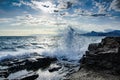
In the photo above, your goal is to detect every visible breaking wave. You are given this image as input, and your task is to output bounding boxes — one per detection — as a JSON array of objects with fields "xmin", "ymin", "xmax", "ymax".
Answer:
[{"xmin": 0, "ymin": 27, "xmax": 103, "ymax": 62}]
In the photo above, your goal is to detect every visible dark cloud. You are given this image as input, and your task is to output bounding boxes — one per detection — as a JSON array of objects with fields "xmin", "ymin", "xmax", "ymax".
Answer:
[
  {"xmin": 94, "ymin": 0, "xmax": 113, "ymax": 3},
  {"xmin": 66, "ymin": 2, "xmax": 73, "ymax": 9},
  {"xmin": 91, "ymin": 14, "xmax": 106, "ymax": 17},
  {"xmin": 42, "ymin": 5, "xmax": 49, "ymax": 8},
  {"xmin": 78, "ymin": 13, "xmax": 107, "ymax": 17},
  {"xmin": 54, "ymin": 10, "xmax": 59, "ymax": 12}
]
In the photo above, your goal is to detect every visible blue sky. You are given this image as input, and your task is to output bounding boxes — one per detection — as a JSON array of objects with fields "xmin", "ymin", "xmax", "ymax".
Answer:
[{"xmin": 0, "ymin": 0, "xmax": 120, "ymax": 36}]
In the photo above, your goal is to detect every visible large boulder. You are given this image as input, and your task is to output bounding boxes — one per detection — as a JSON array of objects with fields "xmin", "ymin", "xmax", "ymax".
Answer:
[{"xmin": 80, "ymin": 37, "xmax": 120, "ymax": 74}]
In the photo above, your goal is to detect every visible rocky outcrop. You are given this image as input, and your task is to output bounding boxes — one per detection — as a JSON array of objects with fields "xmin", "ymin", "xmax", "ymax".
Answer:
[
  {"xmin": 48, "ymin": 66, "xmax": 61, "ymax": 72},
  {"xmin": 80, "ymin": 37, "xmax": 120, "ymax": 74},
  {"xmin": 0, "ymin": 54, "xmax": 57, "ymax": 79},
  {"xmin": 17, "ymin": 72, "xmax": 39, "ymax": 80}
]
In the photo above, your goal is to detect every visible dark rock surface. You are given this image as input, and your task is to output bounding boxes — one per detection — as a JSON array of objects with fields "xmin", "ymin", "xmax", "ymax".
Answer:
[
  {"xmin": 18, "ymin": 72, "xmax": 39, "ymax": 80},
  {"xmin": 0, "ymin": 54, "xmax": 57, "ymax": 79},
  {"xmin": 49, "ymin": 66, "xmax": 61, "ymax": 72},
  {"xmin": 80, "ymin": 37, "xmax": 120, "ymax": 74}
]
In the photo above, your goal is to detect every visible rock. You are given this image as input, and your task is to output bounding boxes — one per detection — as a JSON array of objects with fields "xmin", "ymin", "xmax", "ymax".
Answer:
[
  {"xmin": 88, "ymin": 43, "xmax": 100, "ymax": 51},
  {"xmin": 0, "ymin": 55, "xmax": 57, "ymax": 78},
  {"xmin": 17, "ymin": 72, "xmax": 39, "ymax": 80},
  {"xmin": 25, "ymin": 57, "xmax": 57, "ymax": 70},
  {"xmin": 80, "ymin": 37, "xmax": 120, "ymax": 74},
  {"xmin": 49, "ymin": 66, "xmax": 61, "ymax": 72},
  {"xmin": 0, "ymin": 70, "xmax": 9, "ymax": 78},
  {"xmin": 68, "ymin": 68, "xmax": 120, "ymax": 80}
]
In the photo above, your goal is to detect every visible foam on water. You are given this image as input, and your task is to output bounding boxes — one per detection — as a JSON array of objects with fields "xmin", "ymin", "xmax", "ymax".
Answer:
[
  {"xmin": 0, "ymin": 27, "xmax": 103, "ymax": 62},
  {"xmin": 0, "ymin": 49, "xmax": 44, "ymax": 61},
  {"xmin": 0, "ymin": 27, "xmax": 104, "ymax": 80},
  {"xmin": 40, "ymin": 26, "xmax": 103, "ymax": 62}
]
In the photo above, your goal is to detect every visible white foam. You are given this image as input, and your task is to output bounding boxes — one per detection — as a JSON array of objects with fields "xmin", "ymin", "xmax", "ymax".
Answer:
[
  {"xmin": 0, "ymin": 26, "xmax": 103, "ymax": 62},
  {"xmin": 40, "ymin": 26, "xmax": 103, "ymax": 62},
  {"xmin": 0, "ymin": 48, "xmax": 44, "ymax": 61}
]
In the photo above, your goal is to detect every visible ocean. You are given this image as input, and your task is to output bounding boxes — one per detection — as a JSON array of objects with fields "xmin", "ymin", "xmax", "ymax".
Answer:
[{"xmin": 0, "ymin": 29, "xmax": 104, "ymax": 80}]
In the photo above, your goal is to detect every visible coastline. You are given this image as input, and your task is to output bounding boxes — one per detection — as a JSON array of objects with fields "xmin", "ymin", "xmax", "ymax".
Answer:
[
  {"xmin": 69, "ymin": 68, "xmax": 120, "ymax": 80},
  {"xmin": 68, "ymin": 37, "xmax": 120, "ymax": 80}
]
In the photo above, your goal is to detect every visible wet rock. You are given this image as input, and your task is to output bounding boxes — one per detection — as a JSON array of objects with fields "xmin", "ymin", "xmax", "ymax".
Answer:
[
  {"xmin": 0, "ymin": 55, "xmax": 57, "ymax": 78},
  {"xmin": 25, "ymin": 57, "xmax": 57, "ymax": 70},
  {"xmin": 80, "ymin": 37, "xmax": 120, "ymax": 74},
  {"xmin": 49, "ymin": 66, "xmax": 61, "ymax": 72},
  {"xmin": 0, "ymin": 70, "xmax": 9, "ymax": 78},
  {"xmin": 17, "ymin": 72, "xmax": 39, "ymax": 80},
  {"xmin": 88, "ymin": 43, "xmax": 100, "ymax": 51},
  {"xmin": 4, "ymin": 56, "xmax": 57, "ymax": 69}
]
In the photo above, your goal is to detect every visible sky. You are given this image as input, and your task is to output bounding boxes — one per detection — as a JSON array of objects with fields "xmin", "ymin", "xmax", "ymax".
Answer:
[{"xmin": 0, "ymin": 0, "xmax": 120, "ymax": 36}]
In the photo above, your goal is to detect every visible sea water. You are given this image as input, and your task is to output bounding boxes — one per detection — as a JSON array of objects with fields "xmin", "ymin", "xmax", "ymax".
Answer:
[{"xmin": 0, "ymin": 29, "xmax": 104, "ymax": 80}]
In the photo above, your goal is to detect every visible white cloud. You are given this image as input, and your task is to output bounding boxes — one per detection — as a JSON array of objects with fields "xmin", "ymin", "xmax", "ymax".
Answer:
[
  {"xmin": 31, "ymin": 1, "xmax": 58, "ymax": 13},
  {"xmin": 13, "ymin": 0, "xmax": 58, "ymax": 14},
  {"xmin": 109, "ymin": 0, "xmax": 120, "ymax": 12},
  {"xmin": 94, "ymin": 1, "xmax": 107, "ymax": 14},
  {"xmin": 74, "ymin": 9, "xmax": 93, "ymax": 16},
  {"xmin": 0, "ymin": 18, "xmax": 13, "ymax": 23},
  {"xmin": 0, "ymin": 13, "xmax": 66, "ymax": 27},
  {"xmin": 57, "ymin": 1, "xmax": 72, "ymax": 9},
  {"xmin": 2, "ymin": 0, "xmax": 120, "ymax": 34},
  {"xmin": 12, "ymin": 0, "xmax": 32, "ymax": 7},
  {"xmin": 73, "ymin": 22, "xmax": 120, "ymax": 32},
  {"xmin": 12, "ymin": 2, "xmax": 22, "ymax": 7}
]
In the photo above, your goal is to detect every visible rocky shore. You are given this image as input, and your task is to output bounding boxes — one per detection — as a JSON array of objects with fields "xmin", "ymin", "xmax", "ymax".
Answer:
[
  {"xmin": 0, "ymin": 53, "xmax": 58, "ymax": 80},
  {"xmin": 69, "ymin": 37, "xmax": 120, "ymax": 80},
  {"xmin": 1, "ymin": 37, "xmax": 120, "ymax": 80}
]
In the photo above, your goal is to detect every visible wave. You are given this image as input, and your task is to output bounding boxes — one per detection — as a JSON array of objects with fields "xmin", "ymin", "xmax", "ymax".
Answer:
[
  {"xmin": 0, "ymin": 49, "xmax": 44, "ymax": 61},
  {"xmin": 40, "ymin": 26, "xmax": 103, "ymax": 62},
  {"xmin": 0, "ymin": 26, "xmax": 103, "ymax": 63}
]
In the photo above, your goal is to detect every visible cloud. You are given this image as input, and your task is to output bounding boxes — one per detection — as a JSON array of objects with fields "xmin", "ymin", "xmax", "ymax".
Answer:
[
  {"xmin": 91, "ymin": 14, "xmax": 106, "ymax": 17},
  {"xmin": 73, "ymin": 22, "xmax": 120, "ymax": 32},
  {"xmin": 11, "ymin": 0, "xmax": 113, "ymax": 18},
  {"xmin": 0, "ymin": 13, "xmax": 65, "ymax": 27},
  {"xmin": 74, "ymin": 8, "xmax": 108, "ymax": 17},
  {"xmin": 12, "ymin": 2, "xmax": 22, "ymax": 7},
  {"xmin": 109, "ymin": 0, "xmax": 120, "ymax": 12},
  {"xmin": 31, "ymin": 1, "xmax": 58, "ymax": 13},
  {"xmin": 94, "ymin": 1, "xmax": 107, "ymax": 14},
  {"xmin": 57, "ymin": 1, "xmax": 73, "ymax": 9},
  {"xmin": 12, "ymin": 0, "xmax": 32, "ymax": 7},
  {"xmin": 0, "ymin": 18, "xmax": 12, "ymax": 23},
  {"xmin": 13, "ymin": 0, "xmax": 58, "ymax": 14},
  {"xmin": 0, "ymin": 14, "xmax": 39, "ymax": 26}
]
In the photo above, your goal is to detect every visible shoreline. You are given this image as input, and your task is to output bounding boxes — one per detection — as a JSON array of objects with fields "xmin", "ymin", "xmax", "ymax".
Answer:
[
  {"xmin": 68, "ymin": 68, "xmax": 120, "ymax": 80},
  {"xmin": 68, "ymin": 37, "xmax": 120, "ymax": 80}
]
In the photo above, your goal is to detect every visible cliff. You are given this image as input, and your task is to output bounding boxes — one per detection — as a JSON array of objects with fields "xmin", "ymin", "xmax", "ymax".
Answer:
[
  {"xmin": 80, "ymin": 37, "xmax": 120, "ymax": 74},
  {"xmin": 69, "ymin": 37, "xmax": 120, "ymax": 80}
]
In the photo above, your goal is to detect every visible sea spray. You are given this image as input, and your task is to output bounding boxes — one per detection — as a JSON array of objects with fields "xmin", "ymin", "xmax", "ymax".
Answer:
[
  {"xmin": 64, "ymin": 26, "xmax": 75, "ymax": 49},
  {"xmin": 40, "ymin": 26, "xmax": 103, "ymax": 62},
  {"xmin": 0, "ymin": 28, "xmax": 103, "ymax": 80},
  {"xmin": 0, "ymin": 28, "xmax": 103, "ymax": 62}
]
